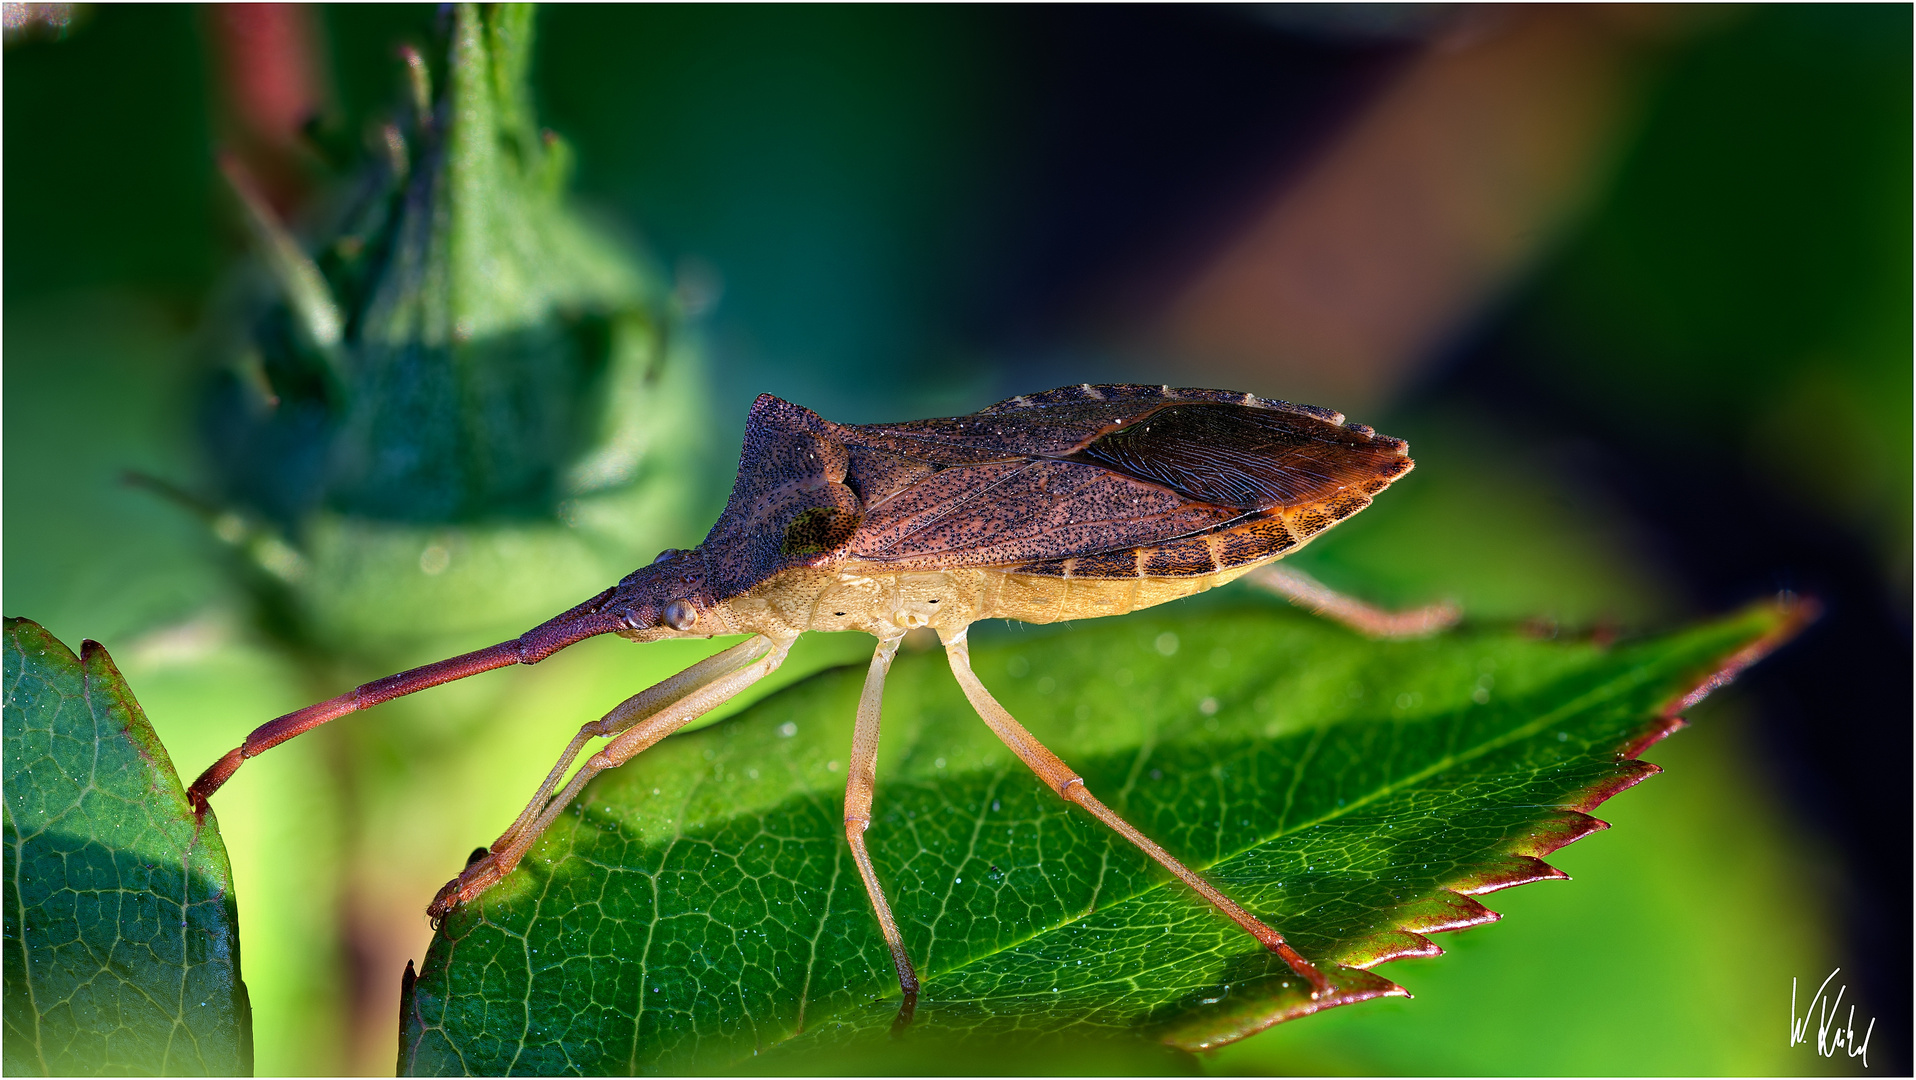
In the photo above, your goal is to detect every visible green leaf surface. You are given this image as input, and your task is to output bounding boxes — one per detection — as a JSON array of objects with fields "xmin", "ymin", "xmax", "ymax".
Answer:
[
  {"xmin": 3, "ymin": 618, "xmax": 251, "ymax": 1076},
  {"xmin": 400, "ymin": 596, "xmax": 1798, "ymax": 1075}
]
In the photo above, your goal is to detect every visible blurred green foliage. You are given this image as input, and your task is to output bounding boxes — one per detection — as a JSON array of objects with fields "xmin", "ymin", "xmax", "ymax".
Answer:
[
  {"xmin": 3, "ymin": 7, "xmax": 217, "ymax": 301},
  {"xmin": 3, "ymin": 4, "xmax": 1893, "ymax": 1075},
  {"xmin": 208, "ymin": 4, "xmax": 674, "ymax": 527},
  {"xmin": 1522, "ymin": 4, "xmax": 1911, "ymax": 584},
  {"xmin": 189, "ymin": 4, "xmax": 709, "ymax": 664}
]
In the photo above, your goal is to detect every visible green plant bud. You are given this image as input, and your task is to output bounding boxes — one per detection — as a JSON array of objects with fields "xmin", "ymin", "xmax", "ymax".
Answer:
[{"xmin": 199, "ymin": 2, "xmax": 708, "ymax": 650}]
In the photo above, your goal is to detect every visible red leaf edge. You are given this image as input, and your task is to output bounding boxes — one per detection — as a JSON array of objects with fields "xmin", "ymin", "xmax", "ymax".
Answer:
[
  {"xmin": 1169, "ymin": 595, "xmax": 1815, "ymax": 1051},
  {"xmin": 1340, "ymin": 594, "xmax": 1816, "ymax": 976}
]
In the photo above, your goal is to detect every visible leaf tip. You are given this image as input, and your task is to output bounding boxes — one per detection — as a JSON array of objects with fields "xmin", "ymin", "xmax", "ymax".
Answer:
[
  {"xmin": 1618, "ymin": 714, "xmax": 1689, "ymax": 759},
  {"xmin": 1510, "ymin": 810, "xmax": 1610, "ymax": 859},
  {"xmin": 1667, "ymin": 592, "xmax": 1820, "ymax": 717},
  {"xmin": 1339, "ymin": 930, "xmax": 1443, "ymax": 969},
  {"xmin": 1565, "ymin": 758, "xmax": 1662, "ymax": 814},
  {"xmin": 1387, "ymin": 889, "xmax": 1502, "ymax": 936},
  {"xmin": 1448, "ymin": 855, "xmax": 1569, "ymax": 895},
  {"xmin": 1158, "ymin": 965, "xmax": 1406, "ymax": 1052}
]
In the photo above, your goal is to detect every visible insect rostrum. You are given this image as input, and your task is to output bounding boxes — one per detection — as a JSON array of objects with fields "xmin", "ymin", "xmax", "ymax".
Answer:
[{"xmin": 189, "ymin": 383, "xmax": 1420, "ymax": 1007}]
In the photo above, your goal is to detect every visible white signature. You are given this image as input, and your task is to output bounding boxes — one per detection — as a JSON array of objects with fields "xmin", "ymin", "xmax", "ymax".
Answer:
[{"xmin": 1791, "ymin": 968, "xmax": 1874, "ymax": 1068}]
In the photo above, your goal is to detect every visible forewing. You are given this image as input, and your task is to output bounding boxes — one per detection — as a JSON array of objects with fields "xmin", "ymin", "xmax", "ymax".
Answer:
[
  {"xmin": 1062, "ymin": 401, "xmax": 1409, "ymax": 510},
  {"xmin": 837, "ymin": 385, "xmax": 1410, "ymax": 569},
  {"xmin": 850, "ymin": 459, "xmax": 1246, "ymax": 566},
  {"xmin": 845, "ymin": 383, "xmax": 1347, "ymax": 460}
]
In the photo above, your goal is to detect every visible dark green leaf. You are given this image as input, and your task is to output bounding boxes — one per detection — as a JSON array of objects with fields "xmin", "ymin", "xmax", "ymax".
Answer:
[
  {"xmin": 3, "ymin": 618, "xmax": 252, "ymax": 1076},
  {"xmin": 400, "ymin": 597, "xmax": 1802, "ymax": 1075}
]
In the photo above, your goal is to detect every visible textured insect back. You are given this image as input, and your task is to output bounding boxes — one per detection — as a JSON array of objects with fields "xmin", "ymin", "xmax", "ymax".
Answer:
[
  {"xmin": 835, "ymin": 384, "xmax": 1413, "ymax": 581},
  {"xmin": 699, "ymin": 396, "xmax": 864, "ymax": 600}
]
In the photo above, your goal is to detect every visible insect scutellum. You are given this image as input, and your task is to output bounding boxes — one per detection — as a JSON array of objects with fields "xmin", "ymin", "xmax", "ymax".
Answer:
[{"xmin": 190, "ymin": 383, "xmax": 1452, "ymax": 1007}]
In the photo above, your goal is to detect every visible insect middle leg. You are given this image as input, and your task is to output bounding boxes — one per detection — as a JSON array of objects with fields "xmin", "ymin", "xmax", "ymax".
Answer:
[
  {"xmin": 941, "ymin": 630, "xmax": 1331, "ymax": 996},
  {"xmin": 842, "ymin": 632, "xmax": 918, "ymax": 1002},
  {"xmin": 428, "ymin": 634, "xmax": 794, "ymax": 921}
]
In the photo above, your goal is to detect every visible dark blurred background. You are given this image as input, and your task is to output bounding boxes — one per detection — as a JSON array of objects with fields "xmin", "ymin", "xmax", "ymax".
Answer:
[{"xmin": 6, "ymin": 4, "xmax": 1907, "ymax": 1074}]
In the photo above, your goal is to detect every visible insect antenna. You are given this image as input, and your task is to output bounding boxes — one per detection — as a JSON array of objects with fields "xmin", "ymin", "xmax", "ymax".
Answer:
[{"xmin": 186, "ymin": 585, "xmax": 632, "ymax": 815}]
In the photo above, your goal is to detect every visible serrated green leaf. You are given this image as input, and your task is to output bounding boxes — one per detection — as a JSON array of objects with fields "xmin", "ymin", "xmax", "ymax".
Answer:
[
  {"xmin": 399, "ymin": 597, "xmax": 1799, "ymax": 1075},
  {"xmin": 3, "ymin": 618, "xmax": 252, "ymax": 1076}
]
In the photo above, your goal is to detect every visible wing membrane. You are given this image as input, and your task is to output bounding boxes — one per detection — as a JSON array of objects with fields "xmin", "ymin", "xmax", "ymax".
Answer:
[
  {"xmin": 836, "ymin": 385, "xmax": 1410, "ymax": 570},
  {"xmin": 1064, "ymin": 402, "xmax": 1402, "ymax": 509},
  {"xmin": 850, "ymin": 460, "xmax": 1244, "ymax": 566}
]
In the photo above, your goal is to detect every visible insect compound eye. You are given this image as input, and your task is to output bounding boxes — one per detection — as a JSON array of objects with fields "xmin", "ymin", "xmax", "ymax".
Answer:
[{"xmin": 663, "ymin": 598, "xmax": 698, "ymax": 631}]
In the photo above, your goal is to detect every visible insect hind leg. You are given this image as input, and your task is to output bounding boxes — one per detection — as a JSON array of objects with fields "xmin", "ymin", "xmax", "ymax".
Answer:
[
  {"xmin": 1247, "ymin": 564, "xmax": 1459, "ymax": 640},
  {"xmin": 940, "ymin": 630, "xmax": 1331, "ymax": 997}
]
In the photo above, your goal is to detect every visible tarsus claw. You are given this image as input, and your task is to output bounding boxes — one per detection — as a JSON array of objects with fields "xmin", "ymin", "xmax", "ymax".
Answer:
[{"xmin": 426, "ymin": 851, "xmax": 507, "ymax": 926}]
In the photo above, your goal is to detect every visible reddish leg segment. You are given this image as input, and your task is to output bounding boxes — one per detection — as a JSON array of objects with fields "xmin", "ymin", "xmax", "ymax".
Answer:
[
  {"xmin": 187, "ymin": 587, "xmax": 629, "ymax": 812},
  {"xmin": 942, "ymin": 630, "xmax": 1330, "ymax": 996},
  {"xmin": 1247, "ymin": 564, "xmax": 1459, "ymax": 640}
]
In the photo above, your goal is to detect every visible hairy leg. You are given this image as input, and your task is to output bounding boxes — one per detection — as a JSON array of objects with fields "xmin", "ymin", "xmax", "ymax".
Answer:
[
  {"xmin": 1246, "ymin": 564, "xmax": 1459, "ymax": 639},
  {"xmin": 941, "ymin": 630, "xmax": 1329, "ymax": 996}
]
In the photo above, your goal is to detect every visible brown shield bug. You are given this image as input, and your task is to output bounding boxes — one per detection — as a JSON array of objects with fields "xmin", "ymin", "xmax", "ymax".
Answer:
[{"xmin": 189, "ymin": 383, "xmax": 1453, "ymax": 1006}]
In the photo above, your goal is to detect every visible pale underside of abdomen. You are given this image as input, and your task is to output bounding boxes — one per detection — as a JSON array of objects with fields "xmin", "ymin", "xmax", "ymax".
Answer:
[
  {"xmin": 974, "ymin": 492, "xmax": 1373, "ymax": 623},
  {"xmin": 715, "ymin": 495, "xmax": 1369, "ymax": 640}
]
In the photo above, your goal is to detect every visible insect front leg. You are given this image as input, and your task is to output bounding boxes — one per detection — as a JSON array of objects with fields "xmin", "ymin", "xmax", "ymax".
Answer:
[
  {"xmin": 1247, "ymin": 564, "xmax": 1459, "ymax": 640},
  {"xmin": 486, "ymin": 635, "xmax": 779, "ymax": 859},
  {"xmin": 428, "ymin": 635, "xmax": 795, "ymax": 922},
  {"xmin": 841, "ymin": 632, "xmax": 919, "ymax": 1005},
  {"xmin": 940, "ymin": 630, "xmax": 1331, "ymax": 997}
]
